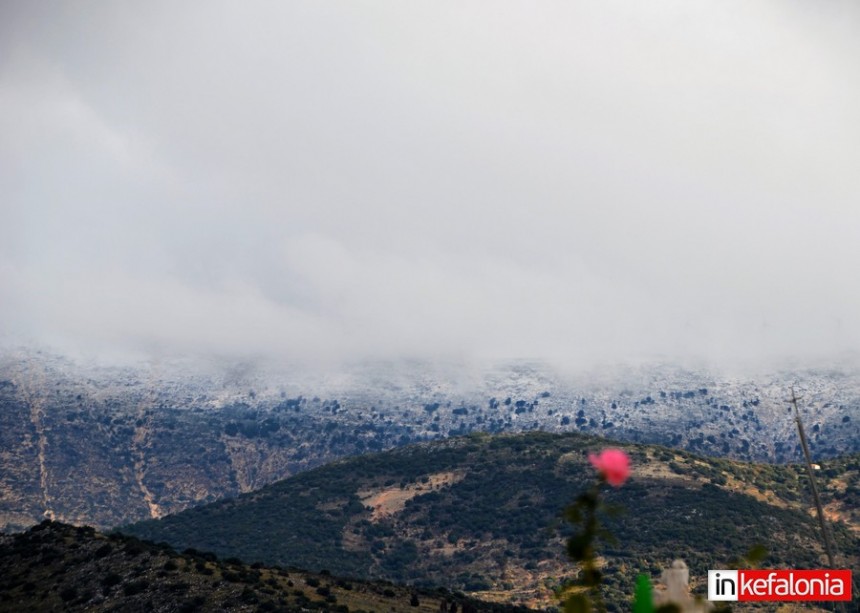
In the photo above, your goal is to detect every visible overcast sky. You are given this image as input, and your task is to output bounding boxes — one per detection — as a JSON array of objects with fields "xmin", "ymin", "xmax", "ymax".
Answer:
[{"xmin": 2, "ymin": 1, "xmax": 860, "ymax": 367}]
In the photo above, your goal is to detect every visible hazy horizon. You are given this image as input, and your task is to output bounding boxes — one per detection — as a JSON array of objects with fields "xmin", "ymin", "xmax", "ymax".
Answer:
[{"xmin": 3, "ymin": 1, "xmax": 860, "ymax": 369}]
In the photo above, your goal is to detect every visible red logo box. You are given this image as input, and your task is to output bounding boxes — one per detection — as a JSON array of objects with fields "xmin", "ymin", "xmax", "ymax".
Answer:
[{"xmin": 708, "ymin": 569, "xmax": 852, "ymax": 602}]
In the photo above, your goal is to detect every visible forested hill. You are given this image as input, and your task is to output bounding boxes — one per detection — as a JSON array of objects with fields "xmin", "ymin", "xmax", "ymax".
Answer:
[
  {"xmin": 123, "ymin": 431, "xmax": 860, "ymax": 610},
  {"xmin": 0, "ymin": 521, "xmax": 533, "ymax": 613}
]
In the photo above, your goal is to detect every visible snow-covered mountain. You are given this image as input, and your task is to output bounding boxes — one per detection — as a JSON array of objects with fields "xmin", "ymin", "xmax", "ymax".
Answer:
[{"xmin": 1, "ymin": 349, "xmax": 857, "ymax": 530}]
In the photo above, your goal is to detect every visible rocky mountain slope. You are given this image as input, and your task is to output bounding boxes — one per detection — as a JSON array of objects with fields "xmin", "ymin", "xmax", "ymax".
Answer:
[
  {"xmin": 122, "ymin": 432, "xmax": 860, "ymax": 611},
  {"xmin": 0, "ymin": 520, "xmax": 532, "ymax": 613},
  {"xmin": 2, "ymin": 350, "xmax": 858, "ymax": 531}
]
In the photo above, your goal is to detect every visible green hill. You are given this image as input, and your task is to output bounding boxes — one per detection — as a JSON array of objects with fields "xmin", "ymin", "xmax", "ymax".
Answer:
[
  {"xmin": 0, "ymin": 521, "xmax": 533, "ymax": 613},
  {"xmin": 123, "ymin": 432, "xmax": 860, "ymax": 610}
]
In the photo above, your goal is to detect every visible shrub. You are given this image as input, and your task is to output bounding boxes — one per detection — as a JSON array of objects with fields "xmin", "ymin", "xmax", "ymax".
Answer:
[
  {"xmin": 94, "ymin": 543, "xmax": 113, "ymax": 559},
  {"xmin": 59, "ymin": 586, "xmax": 77, "ymax": 602},
  {"xmin": 123, "ymin": 580, "xmax": 149, "ymax": 596},
  {"xmin": 101, "ymin": 572, "xmax": 122, "ymax": 589}
]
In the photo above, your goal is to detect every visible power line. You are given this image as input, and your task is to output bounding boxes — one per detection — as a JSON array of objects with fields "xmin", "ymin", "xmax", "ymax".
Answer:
[{"xmin": 788, "ymin": 387, "xmax": 846, "ymax": 613}]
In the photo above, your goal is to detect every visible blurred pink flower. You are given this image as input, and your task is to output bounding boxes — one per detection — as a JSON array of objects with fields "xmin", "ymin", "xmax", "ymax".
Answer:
[{"xmin": 588, "ymin": 448, "xmax": 630, "ymax": 487}]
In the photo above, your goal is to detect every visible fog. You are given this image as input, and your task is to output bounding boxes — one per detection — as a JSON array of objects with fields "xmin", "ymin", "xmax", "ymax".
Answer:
[{"xmin": 2, "ymin": 1, "xmax": 860, "ymax": 368}]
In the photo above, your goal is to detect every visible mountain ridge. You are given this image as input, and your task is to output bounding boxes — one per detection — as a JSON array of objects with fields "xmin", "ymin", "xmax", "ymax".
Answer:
[
  {"xmin": 121, "ymin": 431, "xmax": 860, "ymax": 610},
  {"xmin": 3, "ymin": 351, "xmax": 858, "ymax": 531}
]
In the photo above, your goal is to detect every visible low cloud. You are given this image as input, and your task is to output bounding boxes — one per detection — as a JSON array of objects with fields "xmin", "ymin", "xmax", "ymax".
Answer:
[{"xmin": 2, "ymin": 1, "xmax": 859, "ymax": 368}]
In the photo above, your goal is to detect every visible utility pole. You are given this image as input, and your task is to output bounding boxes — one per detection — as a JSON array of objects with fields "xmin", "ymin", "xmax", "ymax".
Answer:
[{"xmin": 788, "ymin": 387, "xmax": 845, "ymax": 613}]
